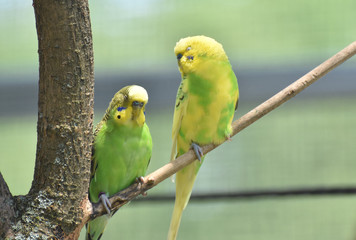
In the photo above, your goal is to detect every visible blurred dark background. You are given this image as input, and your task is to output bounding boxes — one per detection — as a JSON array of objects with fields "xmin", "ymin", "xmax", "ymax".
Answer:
[{"xmin": 1, "ymin": 0, "xmax": 356, "ymax": 239}]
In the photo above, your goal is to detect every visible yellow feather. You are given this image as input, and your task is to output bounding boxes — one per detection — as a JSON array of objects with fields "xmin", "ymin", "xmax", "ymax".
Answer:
[
  {"xmin": 168, "ymin": 36, "xmax": 239, "ymax": 240},
  {"xmin": 170, "ymin": 81, "xmax": 189, "ymax": 162},
  {"xmin": 168, "ymin": 161, "xmax": 199, "ymax": 240}
]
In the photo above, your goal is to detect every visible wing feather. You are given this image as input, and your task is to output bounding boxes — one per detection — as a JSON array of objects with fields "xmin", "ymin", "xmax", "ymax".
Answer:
[
  {"xmin": 89, "ymin": 122, "xmax": 102, "ymax": 183},
  {"xmin": 170, "ymin": 79, "xmax": 188, "ymax": 162},
  {"xmin": 90, "ymin": 90, "xmax": 126, "ymax": 182}
]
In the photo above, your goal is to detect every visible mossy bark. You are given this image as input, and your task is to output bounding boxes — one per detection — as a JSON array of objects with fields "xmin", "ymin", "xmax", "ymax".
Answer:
[{"xmin": 1, "ymin": 0, "xmax": 94, "ymax": 239}]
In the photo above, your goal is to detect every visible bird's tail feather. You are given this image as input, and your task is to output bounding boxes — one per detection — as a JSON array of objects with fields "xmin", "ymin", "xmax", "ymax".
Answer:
[
  {"xmin": 86, "ymin": 214, "xmax": 110, "ymax": 240},
  {"xmin": 167, "ymin": 161, "xmax": 201, "ymax": 240},
  {"xmin": 167, "ymin": 198, "xmax": 185, "ymax": 240}
]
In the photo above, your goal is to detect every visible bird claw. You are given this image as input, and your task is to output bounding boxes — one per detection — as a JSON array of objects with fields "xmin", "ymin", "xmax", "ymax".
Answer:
[
  {"xmin": 136, "ymin": 176, "xmax": 145, "ymax": 189},
  {"xmin": 191, "ymin": 143, "xmax": 203, "ymax": 162},
  {"xmin": 136, "ymin": 176, "xmax": 148, "ymax": 196},
  {"xmin": 99, "ymin": 192, "xmax": 111, "ymax": 215}
]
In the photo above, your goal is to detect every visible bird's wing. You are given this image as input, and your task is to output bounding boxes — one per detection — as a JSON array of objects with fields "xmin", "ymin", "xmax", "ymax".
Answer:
[
  {"xmin": 170, "ymin": 78, "xmax": 188, "ymax": 162},
  {"xmin": 235, "ymin": 96, "xmax": 239, "ymax": 111},
  {"xmin": 89, "ymin": 122, "xmax": 103, "ymax": 190}
]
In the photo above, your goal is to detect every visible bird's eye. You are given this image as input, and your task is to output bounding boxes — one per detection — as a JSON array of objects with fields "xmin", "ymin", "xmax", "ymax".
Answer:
[
  {"xmin": 177, "ymin": 53, "xmax": 183, "ymax": 60},
  {"xmin": 186, "ymin": 47, "xmax": 191, "ymax": 51},
  {"xmin": 132, "ymin": 101, "xmax": 144, "ymax": 107}
]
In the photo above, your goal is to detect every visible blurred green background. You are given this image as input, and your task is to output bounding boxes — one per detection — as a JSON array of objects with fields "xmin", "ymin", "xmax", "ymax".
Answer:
[{"xmin": 1, "ymin": 0, "xmax": 356, "ymax": 239}]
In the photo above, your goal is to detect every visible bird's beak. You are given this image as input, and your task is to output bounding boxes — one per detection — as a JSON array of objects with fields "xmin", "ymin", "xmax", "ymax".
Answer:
[{"xmin": 131, "ymin": 101, "xmax": 145, "ymax": 125}]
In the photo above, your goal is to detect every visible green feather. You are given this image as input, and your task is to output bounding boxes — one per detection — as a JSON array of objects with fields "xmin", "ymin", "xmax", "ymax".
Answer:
[{"xmin": 86, "ymin": 85, "xmax": 152, "ymax": 240}]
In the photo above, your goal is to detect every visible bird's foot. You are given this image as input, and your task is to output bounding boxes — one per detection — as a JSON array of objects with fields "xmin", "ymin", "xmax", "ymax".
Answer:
[
  {"xmin": 136, "ymin": 176, "xmax": 147, "ymax": 196},
  {"xmin": 98, "ymin": 192, "xmax": 111, "ymax": 215},
  {"xmin": 191, "ymin": 142, "xmax": 203, "ymax": 163},
  {"xmin": 136, "ymin": 176, "xmax": 145, "ymax": 189},
  {"xmin": 226, "ymin": 135, "xmax": 232, "ymax": 142}
]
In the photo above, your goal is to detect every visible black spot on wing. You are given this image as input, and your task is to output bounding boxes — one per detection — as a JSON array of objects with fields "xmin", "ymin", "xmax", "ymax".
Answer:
[
  {"xmin": 89, "ymin": 142, "xmax": 98, "ymax": 201},
  {"xmin": 90, "ymin": 153, "xmax": 98, "ymax": 181},
  {"xmin": 147, "ymin": 157, "xmax": 151, "ymax": 168},
  {"xmin": 87, "ymin": 232, "xmax": 92, "ymax": 240},
  {"xmin": 175, "ymin": 81, "xmax": 186, "ymax": 109}
]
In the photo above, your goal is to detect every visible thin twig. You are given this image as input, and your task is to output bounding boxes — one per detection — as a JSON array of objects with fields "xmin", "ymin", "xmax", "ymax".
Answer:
[{"xmin": 90, "ymin": 41, "xmax": 356, "ymax": 219}]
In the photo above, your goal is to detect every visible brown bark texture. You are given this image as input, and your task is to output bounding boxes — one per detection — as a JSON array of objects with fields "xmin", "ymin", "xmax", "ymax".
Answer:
[{"xmin": 1, "ymin": 0, "xmax": 94, "ymax": 239}]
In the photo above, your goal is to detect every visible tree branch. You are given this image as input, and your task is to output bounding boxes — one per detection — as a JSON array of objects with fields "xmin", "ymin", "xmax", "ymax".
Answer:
[
  {"xmin": 4, "ymin": 1, "xmax": 95, "ymax": 239},
  {"xmin": 0, "ymin": 172, "xmax": 15, "ymax": 238},
  {"xmin": 88, "ymin": 41, "xmax": 356, "ymax": 219}
]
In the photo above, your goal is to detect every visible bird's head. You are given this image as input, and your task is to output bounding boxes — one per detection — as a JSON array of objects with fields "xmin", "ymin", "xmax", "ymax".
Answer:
[
  {"xmin": 109, "ymin": 85, "xmax": 148, "ymax": 127},
  {"xmin": 174, "ymin": 35, "xmax": 228, "ymax": 76}
]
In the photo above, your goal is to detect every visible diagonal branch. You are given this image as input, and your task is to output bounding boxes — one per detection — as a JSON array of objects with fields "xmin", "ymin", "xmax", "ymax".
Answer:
[{"xmin": 88, "ymin": 41, "xmax": 356, "ymax": 219}]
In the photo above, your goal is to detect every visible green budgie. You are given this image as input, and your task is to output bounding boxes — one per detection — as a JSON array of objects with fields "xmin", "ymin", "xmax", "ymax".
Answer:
[{"xmin": 86, "ymin": 85, "xmax": 152, "ymax": 240}]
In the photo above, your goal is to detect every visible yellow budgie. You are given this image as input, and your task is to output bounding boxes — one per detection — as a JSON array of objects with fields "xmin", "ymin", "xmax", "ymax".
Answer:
[{"xmin": 168, "ymin": 36, "xmax": 239, "ymax": 240}]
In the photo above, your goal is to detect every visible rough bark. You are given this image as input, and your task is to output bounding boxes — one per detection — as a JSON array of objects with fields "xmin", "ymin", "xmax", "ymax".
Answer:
[
  {"xmin": 0, "ymin": 173, "xmax": 16, "ymax": 239},
  {"xmin": 1, "ymin": 0, "xmax": 94, "ymax": 239}
]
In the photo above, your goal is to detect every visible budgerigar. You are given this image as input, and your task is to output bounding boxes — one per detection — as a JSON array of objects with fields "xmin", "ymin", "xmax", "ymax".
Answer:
[
  {"xmin": 168, "ymin": 36, "xmax": 239, "ymax": 240},
  {"xmin": 86, "ymin": 85, "xmax": 152, "ymax": 240}
]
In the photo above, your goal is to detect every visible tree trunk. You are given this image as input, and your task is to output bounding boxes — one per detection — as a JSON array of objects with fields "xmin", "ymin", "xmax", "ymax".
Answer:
[{"xmin": 1, "ymin": 0, "xmax": 94, "ymax": 239}]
